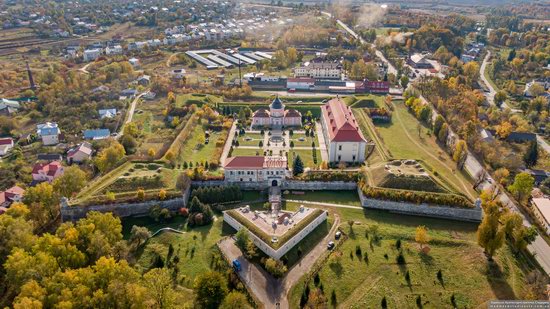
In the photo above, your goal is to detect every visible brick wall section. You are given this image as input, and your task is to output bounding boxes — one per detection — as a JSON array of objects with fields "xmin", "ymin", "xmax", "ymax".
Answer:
[
  {"xmin": 357, "ymin": 188, "xmax": 482, "ymax": 222},
  {"xmin": 61, "ymin": 187, "xmax": 191, "ymax": 222}
]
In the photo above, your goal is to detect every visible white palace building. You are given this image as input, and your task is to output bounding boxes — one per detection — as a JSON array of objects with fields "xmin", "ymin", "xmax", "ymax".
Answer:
[{"xmin": 251, "ymin": 96, "xmax": 301, "ymax": 128}]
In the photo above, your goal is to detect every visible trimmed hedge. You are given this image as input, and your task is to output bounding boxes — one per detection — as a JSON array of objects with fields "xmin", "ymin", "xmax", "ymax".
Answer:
[
  {"xmin": 226, "ymin": 208, "xmax": 325, "ymax": 250},
  {"xmin": 295, "ymin": 171, "xmax": 360, "ymax": 182}
]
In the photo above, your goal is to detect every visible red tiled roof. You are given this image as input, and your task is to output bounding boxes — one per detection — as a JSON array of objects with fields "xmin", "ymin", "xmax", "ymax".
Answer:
[
  {"xmin": 253, "ymin": 108, "xmax": 270, "ymax": 118},
  {"xmin": 4, "ymin": 186, "xmax": 24, "ymax": 198},
  {"xmin": 32, "ymin": 161, "xmax": 62, "ymax": 175},
  {"xmin": 0, "ymin": 138, "xmax": 13, "ymax": 145},
  {"xmin": 0, "ymin": 193, "xmax": 5, "ymax": 205},
  {"xmin": 284, "ymin": 109, "xmax": 301, "ymax": 117},
  {"xmin": 224, "ymin": 156, "xmax": 265, "ymax": 169},
  {"xmin": 321, "ymin": 98, "xmax": 367, "ymax": 143}
]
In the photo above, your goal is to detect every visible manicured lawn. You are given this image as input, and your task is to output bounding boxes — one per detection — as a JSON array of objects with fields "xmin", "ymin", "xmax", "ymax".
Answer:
[
  {"xmin": 180, "ymin": 124, "xmax": 228, "ymax": 164},
  {"xmin": 289, "ymin": 149, "xmax": 321, "ymax": 168},
  {"xmin": 289, "ymin": 204, "xmax": 537, "ymax": 308},
  {"xmin": 290, "ymin": 132, "xmax": 317, "ymax": 147},
  {"xmin": 284, "ymin": 190, "xmax": 362, "ymax": 206},
  {"xmin": 232, "ymin": 147, "xmax": 263, "ymax": 156},
  {"xmin": 238, "ymin": 132, "xmax": 265, "ymax": 147},
  {"xmin": 373, "ymin": 103, "xmax": 476, "ymax": 198},
  {"xmin": 351, "ymin": 95, "xmax": 385, "ymax": 108}
]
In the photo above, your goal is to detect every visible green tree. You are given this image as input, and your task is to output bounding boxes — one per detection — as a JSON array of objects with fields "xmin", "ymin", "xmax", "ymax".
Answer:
[
  {"xmin": 494, "ymin": 91, "xmax": 507, "ymax": 107},
  {"xmin": 477, "ymin": 200, "xmax": 504, "ymax": 260},
  {"xmin": 194, "ymin": 271, "xmax": 228, "ymax": 309},
  {"xmin": 95, "ymin": 141, "xmax": 126, "ymax": 173},
  {"xmin": 143, "ymin": 268, "xmax": 176, "ymax": 309},
  {"xmin": 453, "ymin": 140, "xmax": 468, "ymax": 170},
  {"xmin": 235, "ymin": 228, "xmax": 250, "ymax": 250},
  {"xmin": 508, "ymin": 172, "xmax": 534, "ymax": 204},
  {"xmin": 220, "ymin": 291, "xmax": 252, "ymax": 309},
  {"xmin": 400, "ymin": 75, "xmax": 409, "ymax": 89},
  {"xmin": 293, "ymin": 155, "xmax": 304, "ymax": 176},
  {"xmin": 523, "ymin": 141, "xmax": 538, "ymax": 168},
  {"xmin": 53, "ymin": 166, "xmax": 88, "ymax": 198},
  {"xmin": 433, "ymin": 115, "xmax": 445, "ymax": 137},
  {"xmin": 437, "ymin": 123, "xmax": 449, "ymax": 143},
  {"xmin": 129, "ymin": 225, "xmax": 151, "ymax": 247},
  {"xmin": 23, "ymin": 182, "xmax": 59, "ymax": 227}
]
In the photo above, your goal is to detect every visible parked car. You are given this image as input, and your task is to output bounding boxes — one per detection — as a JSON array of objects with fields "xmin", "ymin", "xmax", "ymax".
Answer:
[
  {"xmin": 232, "ymin": 259, "xmax": 241, "ymax": 271},
  {"xmin": 327, "ymin": 241, "xmax": 335, "ymax": 250},
  {"xmin": 335, "ymin": 231, "xmax": 342, "ymax": 240}
]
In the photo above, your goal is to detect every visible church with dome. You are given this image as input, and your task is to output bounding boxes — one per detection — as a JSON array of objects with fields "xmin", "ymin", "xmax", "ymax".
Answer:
[{"xmin": 251, "ymin": 96, "xmax": 302, "ymax": 128}]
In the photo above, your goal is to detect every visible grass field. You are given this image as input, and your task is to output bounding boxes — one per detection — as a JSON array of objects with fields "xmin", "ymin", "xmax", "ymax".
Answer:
[
  {"xmin": 238, "ymin": 132, "xmax": 265, "ymax": 147},
  {"xmin": 232, "ymin": 147, "xmax": 263, "ymax": 156},
  {"xmin": 372, "ymin": 102, "xmax": 476, "ymax": 199},
  {"xmin": 349, "ymin": 95, "xmax": 385, "ymax": 108},
  {"xmin": 284, "ymin": 190, "xmax": 362, "ymax": 206},
  {"xmin": 288, "ymin": 204, "xmax": 540, "ymax": 308},
  {"xmin": 180, "ymin": 124, "xmax": 228, "ymax": 164},
  {"xmin": 289, "ymin": 149, "xmax": 321, "ymax": 169}
]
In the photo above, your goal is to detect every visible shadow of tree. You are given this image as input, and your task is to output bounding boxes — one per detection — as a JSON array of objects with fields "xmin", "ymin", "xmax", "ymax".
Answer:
[
  {"xmin": 485, "ymin": 260, "xmax": 516, "ymax": 300},
  {"xmin": 329, "ymin": 261, "xmax": 343, "ymax": 278},
  {"xmin": 419, "ymin": 252, "xmax": 434, "ymax": 266}
]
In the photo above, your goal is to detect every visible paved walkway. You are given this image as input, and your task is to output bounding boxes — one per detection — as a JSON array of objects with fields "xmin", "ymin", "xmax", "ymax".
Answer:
[
  {"xmin": 218, "ymin": 214, "xmax": 341, "ymax": 309},
  {"xmin": 118, "ymin": 92, "xmax": 145, "ymax": 137},
  {"xmin": 220, "ymin": 121, "xmax": 237, "ymax": 166},
  {"xmin": 315, "ymin": 120, "xmax": 329, "ymax": 162}
]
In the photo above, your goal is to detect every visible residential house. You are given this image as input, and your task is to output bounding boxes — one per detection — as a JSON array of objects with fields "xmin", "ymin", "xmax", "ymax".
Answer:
[
  {"xmin": 105, "ymin": 45, "xmax": 123, "ymax": 55},
  {"xmin": 83, "ymin": 129, "xmax": 110, "ymax": 140},
  {"xmin": 98, "ymin": 108, "xmax": 117, "ymax": 119},
  {"xmin": 171, "ymin": 68, "xmax": 186, "ymax": 79},
  {"xmin": 524, "ymin": 169, "xmax": 549, "ymax": 186},
  {"xmin": 32, "ymin": 161, "xmax": 64, "ymax": 183},
  {"xmin": 531, "ymin": 198, "xmax": 550, "ymax": 235},
  {"xmin": 320, "ymin": 98, "xmax": 368, "ymax": 163},
  {"xmin": 120, "ymin": 89, "xmax": 138, "ymax": 100},
  {"xmin": 37, "ymin": 122, "xmax": 60, "ymax": 146},
  {"xmin": 143, "ymin": 91, "xmax": 157, "ymax": 100},
  {"xmin": 92, "ymin": 85, "xmax": 110, "ymax": 94},
  {"xmin": 0, "ymin": 98, "xmax": 21, "ymax": 116},
  {"xmin": 407, "ymin": 53, "xmax": 434, "ymax": 69},
  {"xmin": 0, "ymin": 186, "xmax": 25, "ymax": 208},
  {"xmin": 524, "ymin": 78, "xmax": 550, "ymax": 97},
  {"xmin": 129, "ymin": 57, "xmax": 140, "ymax": 67},
  {"xmin": 137, "ymin": 75, "xmax": 151, "ymax": 86},
  {"xmin": 83, "ymin": 48, "xmax": 102, "ymax": 62},
  {"xmin": 67, "ymin": 142, "xmax": 93, "ymax": 163},
  {"xmin": 0, "ymin": 137, "xmax": 14, "ymax": 156}
]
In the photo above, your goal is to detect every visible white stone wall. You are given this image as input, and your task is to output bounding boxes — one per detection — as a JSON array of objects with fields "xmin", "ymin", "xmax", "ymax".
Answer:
[
  {"xmin": 223, "ymin": 210, "xmax": 328, "ymax": 260},
  {"xmin": 329, "ymin": 141, "xmax": 366, "ymax": 162},
  {"xmin": 42, "ymin": 134, "xmax": 59, "ymax": 146}
]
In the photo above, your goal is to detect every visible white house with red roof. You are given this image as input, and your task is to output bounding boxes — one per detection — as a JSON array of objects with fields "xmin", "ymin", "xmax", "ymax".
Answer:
[
  {"xmin": 251, "ymin": 96, "xmax": 301, "ymax": 128},
  {"xmin": 320, "ymin": 98, "xmax": 367, "ymax": 163},
  {"xmin": 0, "ymin": 137, "xmax": 14, "ymax": 156},
  {"xmin": 32, "ymin": 161, "xmax": 64, "ymax": 183},
  {"xmin": 0, "ymin": 185, "xmax": 25, "ymax": 208},
  {"xmin": 224, "ymin": 156, "xmax": 288, "ymax": 187}
]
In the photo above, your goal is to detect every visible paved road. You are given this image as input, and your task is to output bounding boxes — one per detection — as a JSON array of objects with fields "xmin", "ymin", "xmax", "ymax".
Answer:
[
  {"xmin": 218, "ymin": 214, "xmax": 341, "ymax": 308},
  {"xmin": 256, "ymin": 90, "xmax": 347, "ymax": 98},
  {"xmin": 416, "ymin": 92, "xmax": 550, "ymax": 275},
  {"xmin": 78, "ymin": 62, "xmax": 92, "ymax": 74},
  {"xmin": 315, "ymin": 120, "xmax": 329, "ymax": 162},
  {"xmin": 537, "ymin": 135, "xmax": 550, "ymax": 154},
  {"xmin": 480, "ymin": 51, "xmax": 497, "ymax": 106},
  {"xmin": 118, "ymin": 92, "xmax": 145, "ymax": 136}
]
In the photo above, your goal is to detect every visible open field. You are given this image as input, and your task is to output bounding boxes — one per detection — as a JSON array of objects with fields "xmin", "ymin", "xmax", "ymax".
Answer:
[
  {"xmin": 132, "ymin": 98, "xmax": 174, "ymax": 156},
  {"xmin": 180, "ymin": 124, "xmax": 228, "ymax": 164},
  {"xmin": 284, "ymin": 190, "xmax": 362, "ymax": 206},
  {"xmin": 288, "ymin": 204, "xmax": 540, "ymax": 308},
  {"xmin": 290, "ymin": 132, "xmax": 317, "ymax": 147},
  {"xmin": 368, "ymin": 102, "xmax": 477, "ymax": 199}
]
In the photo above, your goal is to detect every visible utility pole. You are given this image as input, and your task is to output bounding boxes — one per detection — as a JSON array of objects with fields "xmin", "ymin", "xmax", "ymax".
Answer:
[{"xmin": 238, "ymin": 57, "xmax": 242, "ymax": 88}]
